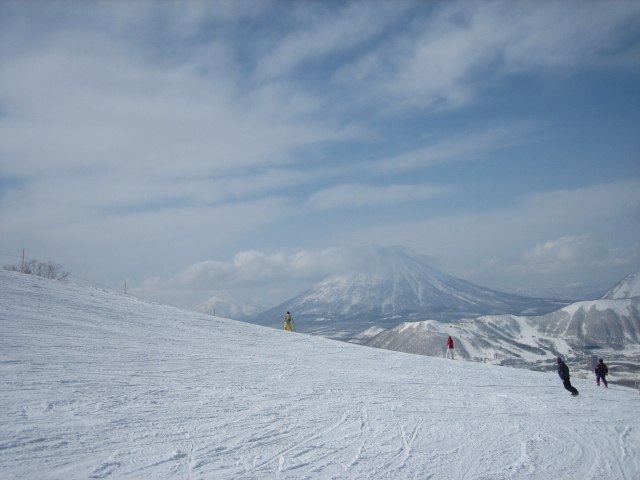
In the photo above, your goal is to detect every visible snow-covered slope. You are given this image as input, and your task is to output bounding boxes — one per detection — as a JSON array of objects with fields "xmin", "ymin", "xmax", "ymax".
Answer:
[
  {"xmin": 603, "ymin": 271, "xmax": 640, "ymax": 299},
  {"xmin": 247, "ymin": 246, "xmax": 567, "ymax": 339},
  {"xmin": 2, "ymin": 270, "xmax": 639, "ymax": 479},
  {"xmin": 537, "ymin": 299, "xmax": 640, "ymax": 348}
]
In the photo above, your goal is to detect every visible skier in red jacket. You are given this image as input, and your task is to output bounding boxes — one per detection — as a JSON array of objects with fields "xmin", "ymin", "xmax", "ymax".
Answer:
[{"xmin": 445, "ymin": 336, "xmax": 454, "ymax": 359}]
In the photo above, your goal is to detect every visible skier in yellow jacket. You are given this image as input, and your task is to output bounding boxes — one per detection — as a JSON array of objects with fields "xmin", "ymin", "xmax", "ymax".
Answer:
[{"xmin": 283, "ymin": 311, "xmax": 295, "ymax": 331}]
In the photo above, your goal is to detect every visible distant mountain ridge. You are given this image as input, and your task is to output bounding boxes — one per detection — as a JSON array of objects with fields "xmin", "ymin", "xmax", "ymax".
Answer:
[
  {"xmin": 362, "ymin": 272, "xmax": 640, "ymax": 386},
  {"xmin": 245, "ymin": 246, "xmax": 568, "ymax": 339}
]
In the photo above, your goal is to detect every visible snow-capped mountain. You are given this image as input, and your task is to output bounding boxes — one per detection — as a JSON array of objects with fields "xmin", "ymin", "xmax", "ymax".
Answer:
[
  {"xmin": 246, "ymin": 246, "xmax": 568, "ymax": 339},
  {"xmin": 602, "ymin": 271, "xmax": 640, "ymax": 299},
  {"xmin": 535, "ymin": 298, "xmax": 640, "ymax": 350},
  {"xmin": 363, "ymin": 274, "xmax": 640, "ymax": 386}
]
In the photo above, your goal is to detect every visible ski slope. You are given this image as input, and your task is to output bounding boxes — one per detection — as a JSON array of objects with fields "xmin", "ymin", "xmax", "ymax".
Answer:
[{"xmin": 1, "ymin": 270, "xmax": 639, "ymax": 479}]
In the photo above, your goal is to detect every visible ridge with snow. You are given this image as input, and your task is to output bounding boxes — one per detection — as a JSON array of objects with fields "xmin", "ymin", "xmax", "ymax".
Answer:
[
  {"xmin": 363, "ymin": 277, "xmax": 640, "ymax": 386},
  {"xmin": 603, "ymin": 271, "xmax": 640, "ymax": 300}
]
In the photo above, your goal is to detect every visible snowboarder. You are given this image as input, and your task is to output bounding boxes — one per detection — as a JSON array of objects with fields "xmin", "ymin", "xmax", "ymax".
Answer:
[
  {"xmin": 594, "ymin": 358, "xmax": 609, "ymax": 388},
  {"xmin": 557, "ymin": 357, "xmax": 579, "ymax": 396},
  {"xmin": 445, "ymin": 336, "xmax": 454, "ymax": 359},
  {"xmin": 283, "ymin": 311, "xmax": 294, "ymax": 332}
]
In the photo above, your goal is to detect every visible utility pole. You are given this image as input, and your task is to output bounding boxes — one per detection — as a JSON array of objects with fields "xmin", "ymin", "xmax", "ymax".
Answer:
[{"xmin": 21, "ymin": 249, "xmax": 25, "ymax": 273}]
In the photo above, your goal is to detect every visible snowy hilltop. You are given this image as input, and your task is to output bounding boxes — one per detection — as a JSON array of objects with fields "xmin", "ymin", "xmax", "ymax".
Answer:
[
  {"xmin": 246, "ymin": 246, "xmax": 567, "ymax": 339},
  {"xmin": 603, "ymin": 271, "xmax": 640, "ymax": 300},
  {"xmin": 364, "ymin": 298, "xmax": 640, "ymax": 380},
  {"xmin": 1, "ymin": 270, "xmax": 639, "ymax": 479}
]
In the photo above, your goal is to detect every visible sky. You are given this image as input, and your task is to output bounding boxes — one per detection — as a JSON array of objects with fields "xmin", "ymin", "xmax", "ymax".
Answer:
[{"xmin": 1, "ymin": 0, "xmax": 639, "ymax": 309}]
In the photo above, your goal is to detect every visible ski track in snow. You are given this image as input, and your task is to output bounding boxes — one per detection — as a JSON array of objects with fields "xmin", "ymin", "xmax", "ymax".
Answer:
[{"xmin": 1, "ymin": 271, "xmax": 639, "ymax": 479}]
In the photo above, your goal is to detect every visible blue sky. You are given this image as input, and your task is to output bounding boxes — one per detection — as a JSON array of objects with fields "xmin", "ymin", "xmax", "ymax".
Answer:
[{"xmin": 1, "ymin": 0, "xmax": 639, "ymax": 308}]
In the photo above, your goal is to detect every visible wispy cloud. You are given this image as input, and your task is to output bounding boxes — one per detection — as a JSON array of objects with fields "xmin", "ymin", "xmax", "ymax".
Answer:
[
  {"xmin": 372, "ymin": 123, "xmax": 547, "ymax": 173},
  {"xmin": 334, "ymin": 1, "xmax": 640, "ymax": 110},
  {"xmin": 516, "ymin": 234, "xmax": 619, "ymax": 273},
  {"xmin": 336, "ymin": 180, "xmax": 640, "ymax": 283},
  {"xmin": 308, "ymin": 183, "xmax": 450, "ymax": 210},
  {"xmin": 0, "ymin": 39, "xmax": 334, "ymax": 178},
  {"xmin": 255, "ymin": 1, "xmax": 409, "ymax": 82},
  {"xmin": 140, "ymin": 247, "xmax": 356, "ymax": 293}
]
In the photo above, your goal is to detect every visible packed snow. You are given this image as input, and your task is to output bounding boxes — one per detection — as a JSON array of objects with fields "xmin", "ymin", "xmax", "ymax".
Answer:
[{"xmin": 1, "ymin": 270, "xmax": 639, "ymax": 479}]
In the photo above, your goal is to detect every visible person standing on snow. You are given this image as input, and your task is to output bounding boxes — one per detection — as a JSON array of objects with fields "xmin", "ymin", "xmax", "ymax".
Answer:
[
  {"xmin": 594, "ymin": 358, "xmax": 609, "ymax": 388},
  {"xmin": 283, "ymin": 311, "xmax": 295, "ymax": 331},
  {"xmin": 445, "ymin": 336, "xmax": 454, "ymax": 359},
  {"xmin": 557, "ymin": 357, "xmax": 579, "ymax": 396}
]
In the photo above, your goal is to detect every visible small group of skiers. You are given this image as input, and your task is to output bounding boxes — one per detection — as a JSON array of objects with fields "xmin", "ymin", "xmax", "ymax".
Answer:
[
  {"xmin": 445, "ymin": 334, "xmax": 610, "ymax": 397},
  {"xmin": 282, "ymin": 313, "xmax": 612, "ymax": 397},
  {"xmin": 556, "ymin": 357, "xmax": 610, "ymax": 396}
]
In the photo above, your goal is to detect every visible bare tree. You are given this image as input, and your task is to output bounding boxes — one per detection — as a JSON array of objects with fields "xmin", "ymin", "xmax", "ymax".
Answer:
[{"xmin": 3, "ymin": 258, "xmax": 70, "ymax": 281}]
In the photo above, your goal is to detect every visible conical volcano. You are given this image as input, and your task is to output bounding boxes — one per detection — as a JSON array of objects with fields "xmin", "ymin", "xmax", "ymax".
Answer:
[{"xmin": 247, "ymin": 246, "xmax": 567, "ymax": 339}]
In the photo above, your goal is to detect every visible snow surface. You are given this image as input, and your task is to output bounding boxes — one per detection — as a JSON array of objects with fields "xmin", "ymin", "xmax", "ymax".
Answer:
[{"xmin": 1, "ymin": 270, "xmax": 639, "ymax": 480}]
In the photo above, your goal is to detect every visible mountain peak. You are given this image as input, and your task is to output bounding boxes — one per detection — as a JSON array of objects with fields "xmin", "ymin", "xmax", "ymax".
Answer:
[
  {"xmin": 247, "ymin": 246, "xmax": 567, "ymax": 338},
  {"xmin": 602, "ymin": 272, "xmax": 640, "ymax": 300},
  {"xmin": 338, "ymin": 245, "xmax": 444, "ymax": 278}
]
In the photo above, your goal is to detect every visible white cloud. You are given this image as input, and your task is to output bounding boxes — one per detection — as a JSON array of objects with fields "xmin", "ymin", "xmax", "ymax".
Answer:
[
  {"xmin": 0, "ymin": 40, "xmax": 333, "ymax": 179},
  {"xmin": 335, "ymin": 181, "xmax": 640, "ymax": 284},
  {"xmin": 0, "ymin": 193, "xmax": 297, "ymax": 289},
  {"xmin": 255, "ymin": 1, "xmax": 409, "ymax": 81},
  {"xmin": 308, "ymin": 183, "xmax": 449, "ymax": 210},
  {"xmin": 518, "ymin": 235, "xmax": 640, "ymax": 273},
  {"xmin": 0, "ymin": 11, "xmax": 347, "ymax": 281},
  {"xmin": 138, "ymin": 248, "xmax": 356, "ymax": 296},
  {"xmin": 519, "ymin": 235, "xmax": 606, "ymax": 272},
  {"xmin": 372, "ymin": 123, "xmax": 546, "ymax": 172},
  {"xmin": 511, "ymin": 234, "xmax": 640, "ymax": 273},
  {"xmin": 334, "ymin": 1, "xmax": 640, "ymax": 110}
]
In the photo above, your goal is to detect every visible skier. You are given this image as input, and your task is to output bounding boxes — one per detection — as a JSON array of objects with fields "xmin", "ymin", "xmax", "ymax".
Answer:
[
  {"xmin": 556, "ymin": 357, "xmax": 579, "ymax": 396},
  {"xmin": 283, "ymin": 311, "xmax": 295, "ymax": 332},
  {"xmin": 445, "ymin": 336, "xmax": 454, "ymax": 359},
  {"xmin": 594, "ymin": 358, "xmax": 609, "ymax": 388}
]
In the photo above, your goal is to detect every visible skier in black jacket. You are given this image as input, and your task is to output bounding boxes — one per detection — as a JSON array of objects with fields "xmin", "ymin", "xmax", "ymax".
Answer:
[
  {"xmin": 594, "ymin": 359, "xmax": 609, "ymax": 388},
  {"xmin": 557, "ymin": 357, "xmax": 579, "ymax": 396}
]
